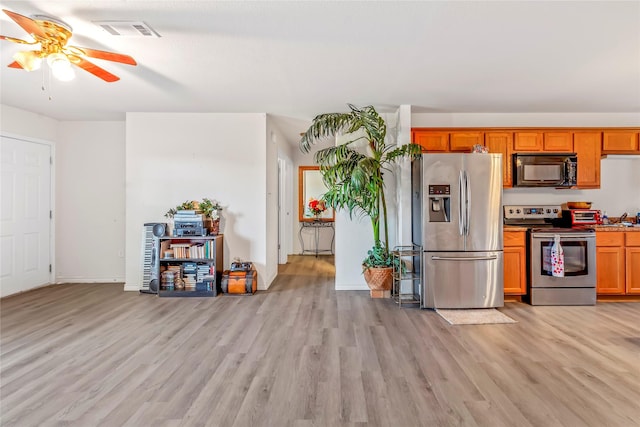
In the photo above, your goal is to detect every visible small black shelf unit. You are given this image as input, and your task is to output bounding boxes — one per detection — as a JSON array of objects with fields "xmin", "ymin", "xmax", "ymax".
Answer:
[{"xmin": 157, "ymin": 235, "xmax": 223, "ymax": 297}]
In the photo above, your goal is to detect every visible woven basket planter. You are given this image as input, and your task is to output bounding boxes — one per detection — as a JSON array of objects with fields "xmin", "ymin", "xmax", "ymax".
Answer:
[{"xmin": 363, "ymin": 266, "xmax": 393, "ymax": 298}]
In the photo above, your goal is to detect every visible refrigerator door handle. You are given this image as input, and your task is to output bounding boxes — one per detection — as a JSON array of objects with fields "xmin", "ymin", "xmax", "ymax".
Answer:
[
  {"xmin": 458, "ymin": 171, "xmax": 465, "ymax": 236},
  {"xmin": 464, "ymin": 171, "xmax": 470, "ymax": 236},
  {"xmin": 431, "ymin": 255, "xmax": 498, "ymax": 261}
]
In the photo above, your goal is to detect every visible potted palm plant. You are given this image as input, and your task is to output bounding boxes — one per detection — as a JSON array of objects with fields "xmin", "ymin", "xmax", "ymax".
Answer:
[{"xmin": 300, "ymin": 104, "xmax": 421, "ymax": 297}]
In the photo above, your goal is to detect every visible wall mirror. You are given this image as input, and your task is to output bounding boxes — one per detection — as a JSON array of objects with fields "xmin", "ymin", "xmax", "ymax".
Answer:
[{"xmin": 299, "ymin": 166, "xmax": 335, "ymax": 222}]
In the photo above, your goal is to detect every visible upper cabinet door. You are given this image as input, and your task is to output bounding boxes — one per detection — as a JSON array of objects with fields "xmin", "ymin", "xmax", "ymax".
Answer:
[
  {"xmin": 574, "ymin": 132, "xmax": 601, "ymax": 189},
  {"xmin": 449, "ymin": 132, "xmax": 483, "ymax": 152},
  {"xmin": 602, "ymin": 131, "xmax": 640, "ymax": 153},
  {"xmin": 543, "ymin": 132, "xmax": 573, "ymax": 152},
  {"xmin": 412, "ymin": 130, "xmax": 449, "ymax": 152},
  {"xmin": 514, "ymin": 132, "xmax": 543, "ymax": 151},
  {"xmin": 485, "ymin": 132, "xmax": 513, "ymax": 187}
]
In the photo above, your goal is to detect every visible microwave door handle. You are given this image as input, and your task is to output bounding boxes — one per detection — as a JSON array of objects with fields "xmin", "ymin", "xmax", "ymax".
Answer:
[{"xmin": 458, "ymin": 171, "xmax": 464, "ymax": 236}]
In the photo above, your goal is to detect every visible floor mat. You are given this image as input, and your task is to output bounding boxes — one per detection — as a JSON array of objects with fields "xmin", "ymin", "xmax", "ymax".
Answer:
[{"xmin": 435, "ymin": 308, "xmax": 517, "ymax": 325}]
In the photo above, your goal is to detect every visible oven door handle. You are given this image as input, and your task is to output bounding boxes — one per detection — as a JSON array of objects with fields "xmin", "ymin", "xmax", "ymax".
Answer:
[
  {"xmin": 531, "ymin": 233, "xmax": 595, "ymax": 239},
  {"xmin": 431, "ymin": 255, "xmax": 498, "ymax": 261}
]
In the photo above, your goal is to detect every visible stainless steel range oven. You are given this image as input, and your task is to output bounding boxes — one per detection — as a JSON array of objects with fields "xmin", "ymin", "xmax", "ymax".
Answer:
[
  {"xmin": 529, "ymin": 227, "xmax": 596, "ymax": 305},
  {"xmin": 504, "ymin": 204, "xmax": 597, "ymax": 305}
]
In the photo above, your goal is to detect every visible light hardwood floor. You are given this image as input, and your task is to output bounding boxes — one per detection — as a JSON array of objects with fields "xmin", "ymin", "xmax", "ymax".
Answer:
[{"xmin": 1, "ymin": 255, "xmax": 639, "ymax": 427}]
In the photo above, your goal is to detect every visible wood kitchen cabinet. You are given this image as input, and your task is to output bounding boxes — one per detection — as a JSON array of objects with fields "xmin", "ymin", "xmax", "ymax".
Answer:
[
  {"xmin": 514, "ymin": 132, "xmax": 543, "ymax": 151},
  {"xmin": 602, "ymin": 131, "xmax": 640, "ymax": 154},
  {"xmin": 596, "ymin": 233, "xmax": 626, "ymax": 294},
  {"xmin": 485, "ymin": 132, "xmax": 513, "ymax": 187},
  {"xmin": 596, "ymin": 231, "xmax": 640, "ymax": 295},
  {"xmin": 573, "ymin": 131, "xmax": 601, "ymax": 188},
  {"xmin": 544, "ymin": 132, "xmax": 573, "ymax": 152},
  {"xmin": 626, "ymin": 233, "xmax": 640, "ymax": 294},
  {"xmin": 412, "ymin": 126, "xmax": 637, "ymax": 189},
  {"xmin": 411, "ymin": 130, "xmax": 482, "ymax": 152},
  {"xmin": 503, "ymin": 230, "xmax": 526, "ymax": 295},
  {"xmin": 449, "ymin": 132, "xmax": 483, "ymax": 152},
  {"xmin": 412, "ymin": 130, "xmax": 449, "ymax": 152}
]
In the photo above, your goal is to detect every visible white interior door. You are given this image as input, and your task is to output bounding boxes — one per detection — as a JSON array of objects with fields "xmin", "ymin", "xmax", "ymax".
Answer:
[
  {"xmin": 277, "ymin": 156, "xmax": 291, "ymax": 264},
  {"xmin": 1, "ymin": 135, "xmax": 52, "ymax": 297}
]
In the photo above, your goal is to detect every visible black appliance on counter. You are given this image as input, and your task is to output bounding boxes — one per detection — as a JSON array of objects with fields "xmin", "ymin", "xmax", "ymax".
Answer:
[{"xmin": 504, "ymin": 205, "xmax": 596, "ymax": 306}]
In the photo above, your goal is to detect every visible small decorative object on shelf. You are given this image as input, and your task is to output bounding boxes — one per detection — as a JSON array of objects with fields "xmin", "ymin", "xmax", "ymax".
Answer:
[
  {"xmin": 472, "ymin": 144, "xmax": 489, "ymax": 153},
  {"xmin": 307, "ymin": 197, "xmax": 327, "ymax": 220},
  {"xmin": 164, "ymin": 198, "xmax": 223, "ymax": 235}
]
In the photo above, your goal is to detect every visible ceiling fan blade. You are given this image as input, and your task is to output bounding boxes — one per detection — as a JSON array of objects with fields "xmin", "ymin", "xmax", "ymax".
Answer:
[
  {"xmin": 69, "ymin": 46, "xmax": 137, "ymax": 66},
  {"xmin": 2, "ymin": 9, "xmax": 48, "ymax": 39},
  {"xmin": 8, "ymin": 61, "xmax": 23, "ymax": 68},
  {"xmin": 71, "ymin": 56, "xmax": 120, "ymax": 82},
  {"xmin": 0, "ymin": 34, "xmax": 37, "ymax": 44}
]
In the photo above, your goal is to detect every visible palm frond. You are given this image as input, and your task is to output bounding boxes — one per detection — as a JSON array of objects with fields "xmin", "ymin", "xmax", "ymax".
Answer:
[
  {"xmin": 383, "ymin": 143, "xmax": 422, "ymax": 163},
  {"xmin": 300, "ymin": 112, "xmax": 356, "ymax": 153}
]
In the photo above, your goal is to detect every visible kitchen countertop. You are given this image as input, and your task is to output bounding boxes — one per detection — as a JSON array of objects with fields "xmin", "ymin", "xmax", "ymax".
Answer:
[
  {"xmin": 503, "ymin": 225, "xmax": 528, "ymax": 232},
  {"xmin": 502, "ymin": 225, "xmax": 640, "ymax": 232},
  {"xmin": 592, "ymin": 225, "xmax": 640, "ymax": 232}
]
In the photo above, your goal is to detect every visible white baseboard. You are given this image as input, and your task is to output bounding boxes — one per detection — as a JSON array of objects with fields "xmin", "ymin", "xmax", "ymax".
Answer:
[
  {"xmin": 55, "ymin": 277, "xmax": 125, "ymax": 284},
  {"xmin": 335, "ymin": 284, "xmax": 369, "ymax": 291}
]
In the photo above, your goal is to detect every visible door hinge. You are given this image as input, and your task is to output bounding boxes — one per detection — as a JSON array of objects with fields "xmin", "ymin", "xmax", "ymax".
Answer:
[
  {"xmin": 50, "ymin": 210, "xmax": 52, "ymax": 219},
  {"xmin": 50, "ymin": 156, "xmax": 52, "ymax": 165},
  {"xmin": 49, "ymin": 264, "xmax": 52, "ymax": 273}
]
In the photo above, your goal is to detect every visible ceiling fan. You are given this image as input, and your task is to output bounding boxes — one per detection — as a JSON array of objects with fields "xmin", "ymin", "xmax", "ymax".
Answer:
[{"xmin": 0, "ymin": 8, "xmax": 137, "ymax": 82}]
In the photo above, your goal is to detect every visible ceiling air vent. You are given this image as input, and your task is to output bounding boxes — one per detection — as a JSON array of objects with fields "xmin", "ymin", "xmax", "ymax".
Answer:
[{"xmin": 93, "ymin": 21, "xmax": 161, "ymax": 38}]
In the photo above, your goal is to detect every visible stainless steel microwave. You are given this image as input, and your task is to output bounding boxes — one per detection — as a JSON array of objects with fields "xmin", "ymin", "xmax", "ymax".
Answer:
[{"xmin": 513, "ymin": 153, "xmax": 577, "ymax": 187}]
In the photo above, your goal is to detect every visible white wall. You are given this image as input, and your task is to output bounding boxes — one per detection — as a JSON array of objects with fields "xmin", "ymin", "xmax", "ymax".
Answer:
[
  {"xmin": 412, "ymin": 112, "xmax": 640, "ymax": 215},
  {"xmin": 125, "ymin": 113, "xmax": 276, "ymax": 291},
  {"xmin": 0, "ymin": 105, "xmax": 128, "ymax": 285},
  {"xmin": 0, "ymin": 104, "xmax": 59, "ymax": 142},
  {"xmin": 56, "ymin": 121, "xmax": 126, "ymax": 282}
]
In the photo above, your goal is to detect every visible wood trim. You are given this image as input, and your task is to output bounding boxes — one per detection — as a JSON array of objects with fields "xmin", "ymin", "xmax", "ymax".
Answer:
[{"xmin": 298, "ymin": 166, "xmax": 335, "ymax": 223}]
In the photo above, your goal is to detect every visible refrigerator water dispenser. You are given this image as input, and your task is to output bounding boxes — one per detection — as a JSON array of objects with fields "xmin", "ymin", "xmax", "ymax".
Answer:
[{"xmin": 428, "ymin": 185, "xmax": 450, "ymax": 222}]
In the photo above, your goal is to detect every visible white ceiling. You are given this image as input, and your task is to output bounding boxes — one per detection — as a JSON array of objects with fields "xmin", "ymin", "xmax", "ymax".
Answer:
[{"xmin": 1, "ymin": 1, "xmax": 639, "ymax": 144}]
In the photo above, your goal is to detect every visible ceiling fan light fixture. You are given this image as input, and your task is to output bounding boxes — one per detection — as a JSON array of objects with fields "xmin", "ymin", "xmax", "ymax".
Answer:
[
  {"xmin": 12, "ymin": 50, "xmax": 42, "ymax": 71},
  {"xmin": 47, "ymin": 52, "xmax": 75, "ymax": 81}
]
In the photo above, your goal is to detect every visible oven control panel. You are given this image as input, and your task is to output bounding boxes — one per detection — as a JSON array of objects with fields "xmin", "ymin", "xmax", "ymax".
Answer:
[{"xmin": 503, "ymin": 205, "xmax": 562, "ymax": 220}]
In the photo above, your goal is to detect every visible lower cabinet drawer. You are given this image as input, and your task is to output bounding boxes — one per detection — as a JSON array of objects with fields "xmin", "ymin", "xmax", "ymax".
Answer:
[
  {"xmin": 626, "ymin": 232, "xmax": 640, "ymax": 247},
  {"xmin": 596, "ymin": 232, "xmax": 625, "ymax": 246}
]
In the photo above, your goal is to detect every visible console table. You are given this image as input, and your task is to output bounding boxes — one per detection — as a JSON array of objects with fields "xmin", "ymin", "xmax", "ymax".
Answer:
[{"xmin": 299, "ymin": 221, "xmax": 335, "ymax": 257}]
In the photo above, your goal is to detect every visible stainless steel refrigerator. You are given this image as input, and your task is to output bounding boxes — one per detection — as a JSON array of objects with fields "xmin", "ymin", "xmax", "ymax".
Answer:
[{"xmin": 412, "ymin": 153, "xmax": 503, "ymax": 309}]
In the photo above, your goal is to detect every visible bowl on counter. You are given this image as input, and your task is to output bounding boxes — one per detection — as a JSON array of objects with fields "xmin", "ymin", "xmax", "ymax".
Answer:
[{"xmin": 567, "ymin": 201, "xmax": 592, "ymax": 209}]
